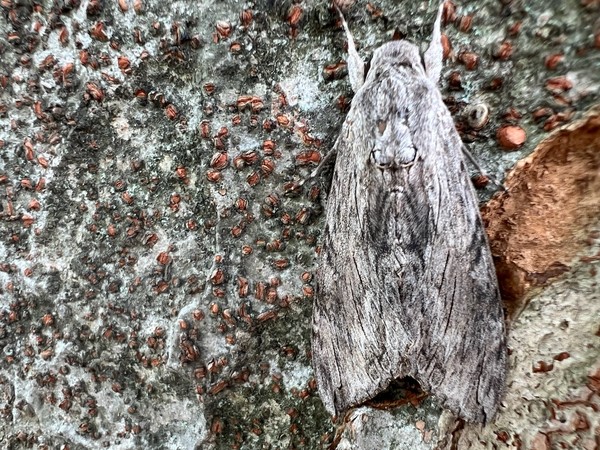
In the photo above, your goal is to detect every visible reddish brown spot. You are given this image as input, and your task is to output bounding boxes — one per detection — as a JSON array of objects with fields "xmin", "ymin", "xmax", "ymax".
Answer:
[
  {"xmin": 508, "ymin": 21, "xmax": 522, "ymax": 36},
  {"xmin": 210, "ymin": 152, "xmax": 228, "ymax": 170},
  {"xmin": 546, "ymin": 76, "xmax": 573, "ymax": 94},
  {"xmin": 240, "ymin": 9, "xmax": 253, "ymax": 27},
  {"xmin": 442, "ymin": 1, "xmax": 456, "ymax": 25},
  {"xmin": 215, "ymin": 21, "xmax": 232, "ymax": 39},
  {"xmin": 497, "ymin": 125, "xmax": 526, "ymax": 150},
  {"xmin": 287, "ymin": 5, "xmax": 303, "ymax": 27},
  {"xmin": 533, "ymin": 360, "xmax": 554, "ymax": 373},
  {"xmin": 296, "ymin": 150, "xmax": 322, "ymax": 165},
  {"xmin": 471, "ymin": 174, "xmax": 489, "ymax": 189},
  {"xmin": 545, "ymin": 53, "xmax": 564, "ymax": 70},
  {"xmin": 246, "ymin": 171, "xmax": 260, "ymax": 187},
  {"xmin": 458, "ymin": 51, "xmax": 478, "ymax": 70},
  {"xmin": 494, "ymin": 41, "xmax": 513, "ymax": 60},
  {"xmin": 553, "ymin": 352, "xmax": 570, "ymax": 361},
  {"xmin": 165, "ymin": 104, "xmax": 178, "ymax": 120},
  {"xmin": 457, "ymin": 15, "xmax": 473, "ymax": 33},
  {"xmin": 323, "ymin": 62, "xmax": 347, "ymax": 81},
  {"xmin": 206, "ymin": 169, "xmax": 222, "ymax": 183},
  {"xmin": 532, "ymin": 107, "xmax": 554, "ymax": 122}
]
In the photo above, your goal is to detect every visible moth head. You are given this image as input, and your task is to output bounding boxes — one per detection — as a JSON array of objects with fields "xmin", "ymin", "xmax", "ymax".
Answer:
[{"xmin": 366, "ymin": 41, "xmax": 427, "ymax": 81}]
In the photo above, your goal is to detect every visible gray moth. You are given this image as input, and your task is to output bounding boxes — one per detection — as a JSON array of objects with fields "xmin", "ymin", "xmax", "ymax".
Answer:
[{"xmin": 312, "ymin": 2, "xmax": 507, "ymax": 424}]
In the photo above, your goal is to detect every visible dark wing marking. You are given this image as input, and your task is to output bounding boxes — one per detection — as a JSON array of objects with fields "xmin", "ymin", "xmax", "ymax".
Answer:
[{"xmin": 312, "ymin": 64, "xmax": 506, "ymax": 424}]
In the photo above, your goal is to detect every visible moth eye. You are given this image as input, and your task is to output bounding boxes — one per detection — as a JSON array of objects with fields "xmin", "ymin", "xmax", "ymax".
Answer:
[
  {"xmin": 371, "ymin": 149, "xmax": 393, "ymax": 168},
  {"xmin": 377, "ymin": 121, "xmax": 387, "ymax": 134}
]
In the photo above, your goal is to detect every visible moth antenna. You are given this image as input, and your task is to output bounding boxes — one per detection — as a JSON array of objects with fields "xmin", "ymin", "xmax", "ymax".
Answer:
[
  {"xmin": 299, "ymin": 147, "xmax": 338, "ymax": 186},
  {"xmin": 334, "ymin": 4, "xmax": 365, "ymax": 93},
  {"xmin": 461, "ymin": 144, "xmax": 506, "ymax": 191},
  {"xmin": 423, "ymin": 0, "xmax": 444, "ymax": 83}
]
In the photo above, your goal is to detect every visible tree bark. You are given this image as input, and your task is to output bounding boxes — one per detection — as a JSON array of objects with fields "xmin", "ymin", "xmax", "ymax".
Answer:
[{"xmin": 0, "ymin": 0, "xmax": 598, "ymax": 448}]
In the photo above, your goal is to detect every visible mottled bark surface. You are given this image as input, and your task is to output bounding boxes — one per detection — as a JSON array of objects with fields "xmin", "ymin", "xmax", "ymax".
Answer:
[{"xmin": 0, "ymin": 0, "xmax": 598, "ymax": 449}]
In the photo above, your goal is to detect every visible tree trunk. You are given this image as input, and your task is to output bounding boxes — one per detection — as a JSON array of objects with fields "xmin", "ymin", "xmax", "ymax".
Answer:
[{"xmin": 0, "ymin": 0, "xmax": 598, "ymax": 448}]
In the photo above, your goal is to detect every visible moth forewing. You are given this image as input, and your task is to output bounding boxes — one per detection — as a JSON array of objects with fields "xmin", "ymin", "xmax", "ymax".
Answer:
[{"xmin": 312, "ymin": 2, "xmax": 506, "ymax": 425}]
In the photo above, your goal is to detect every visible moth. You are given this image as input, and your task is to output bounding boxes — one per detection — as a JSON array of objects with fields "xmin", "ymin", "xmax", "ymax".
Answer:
[{"xmin": 312, "ymin": 2, "xmax": 507, "ymax": 424}]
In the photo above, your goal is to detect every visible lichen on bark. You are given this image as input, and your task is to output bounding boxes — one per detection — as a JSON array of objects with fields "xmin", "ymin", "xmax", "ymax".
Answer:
[{"xmin": 0, "ymin": 0, "xmax": 598, "ymax": 449}]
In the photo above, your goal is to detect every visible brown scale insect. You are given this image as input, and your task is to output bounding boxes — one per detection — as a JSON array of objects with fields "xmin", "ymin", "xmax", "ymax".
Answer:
[
  {"xmin": 459, "ymin": 51, "xmax": 478, "ymax": 70},
  {"xmin": 494, "ymin": 41, "xmax": 513, "ymax": 60},
  {"xmin": 236, "ymin": 95, "xmax": 253, "ymax": 110},
  {"xmin": 457, "ymin": 14, "xmax": 473, "ymax": 32},
  {"xmin": 265, "ymin": 287, "xmax": 278, "ymax": 304},
  {"xmin": 237, "ymin": 276, "xmax": 249, "ymax": 297},
  {"xmin": 257, "ymin": 310, "xmax": 277, "ymax": 323},
  {"xmin": 215, "ymin": 20, "xmax": 232, "ymax": 39},
  {"xmin": 118, "ymin": 56, "xmax": 131, "ymax": 73},
  {"xmin": 265, "ymin": 193, "xmax": 280, "ymax": 208},
  {"xmin": 496, "ymin": 125, "xmax": 526, "ymax": 150},
  {"xmin": 273, "ymin": 259, "xmax": 289, "ymax": 270},
  {"xmin": 232, "ymin": 155, "xmax": 245, "ymax": 170},
  {"xmin": 308, "ymin": 185, "xmax": 321, "ymax": 201},
  {"xmin": 287, "ymin": 5, "xmax": 303, "ymax": 27},
  {"xmin": 545, "ymin": 54, "xmax": 564, "ymax": 70},
  {"xmin": 507, "ymin": 21, "xmax": 521, "ymax": 36},
  {"xmin": 254, "ymin": 281, "xmax": 266, "ymax": 301},
  {"xmin": 262, "ymin": 139, "xmax": 276, "ymax": 155},
  {"xmin": 175, "ymin": 165, "xmax": 187, "ymax": 181},
  {"xmin": 58, "ymin": 26, "xmax": 69, "ymax": 45},
  {"xmin": 260, "ymin": 158, "xmax": 275, "ymax": 176},
  {"xmin": 206, "ymin": 169, "xmax": 222, "ymax": 183},
  {"xmin": 165, "ymin": 104, "xmax": 178, "ymax": 120},
  {"xmin": 240, "ymin": 150, "xmax": 258, "ymax": 165},
  {"xmin": 246, "ymin": 171, "xmax": 260, "ymax": 187},
  {"xmin": 210, "ymin": 152, "xmax": 228, "ymax": 170},
  {"xmin": 156, "ymin": 252, "xmax": 171, "ymax": 265},
  {"xmin": 90, "ymin": 22, "xmax": 109, "ymax": 41},
  {"xmin": 265, "ymin": 239, "xmax": 284, "ymax": 252},
  {"xmin": 323, "ymin": 62, "xmax": 347, "ymax": 81},
  {"xmin": 213, "ymin": 136, "xmax": 225, "ymax": 150},
  {"xmin": 262, "ymin": 118, "xmax": 276, "ymax": 131},
  {"xmin": 295, "ymin": 207, "xmax": 312, "ymax": 225},
  {"xmin": 546, "ymin": 76, "xmax": 572, "ymax": 93},
  {"xmin": 203, "ymin": 83, "xmax": 215, "ymax": 95},
  {"xmin": 199, "ymin": 120, "xmax": 211, "ymax": 138},
  {"xmin": 231, "ymin": 225, "xmax": 244, "ymax": 238},
  {"xmin": 235, "ymin": 198, "xmax": 248, "ymax": 211},
  {"xmin": 240, "ymin": 9, "xmax": 253, "ymax": 27},
  {"xmin": 250, "ymin": 97, "xmax": 264, "ymax": 113},
  {"xmin": 87, "ymin": 0, "xmax": 102, "ymax": 15},
  {"xmin": 39, "ymin": 55, "xmax": 56, "ymax": 71},
  {"xmin": 296, "ymin": 150, "xmax": 322, "ymax": 165},
  {"xmin": 276, "ymin": 114, "xmax": 292, "ymax": 127}
]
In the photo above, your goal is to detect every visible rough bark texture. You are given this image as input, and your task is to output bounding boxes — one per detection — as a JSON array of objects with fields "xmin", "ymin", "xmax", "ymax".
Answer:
[{"xmin": 0, "ymin": 0, "xmax": 598, "ymax": 449}]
